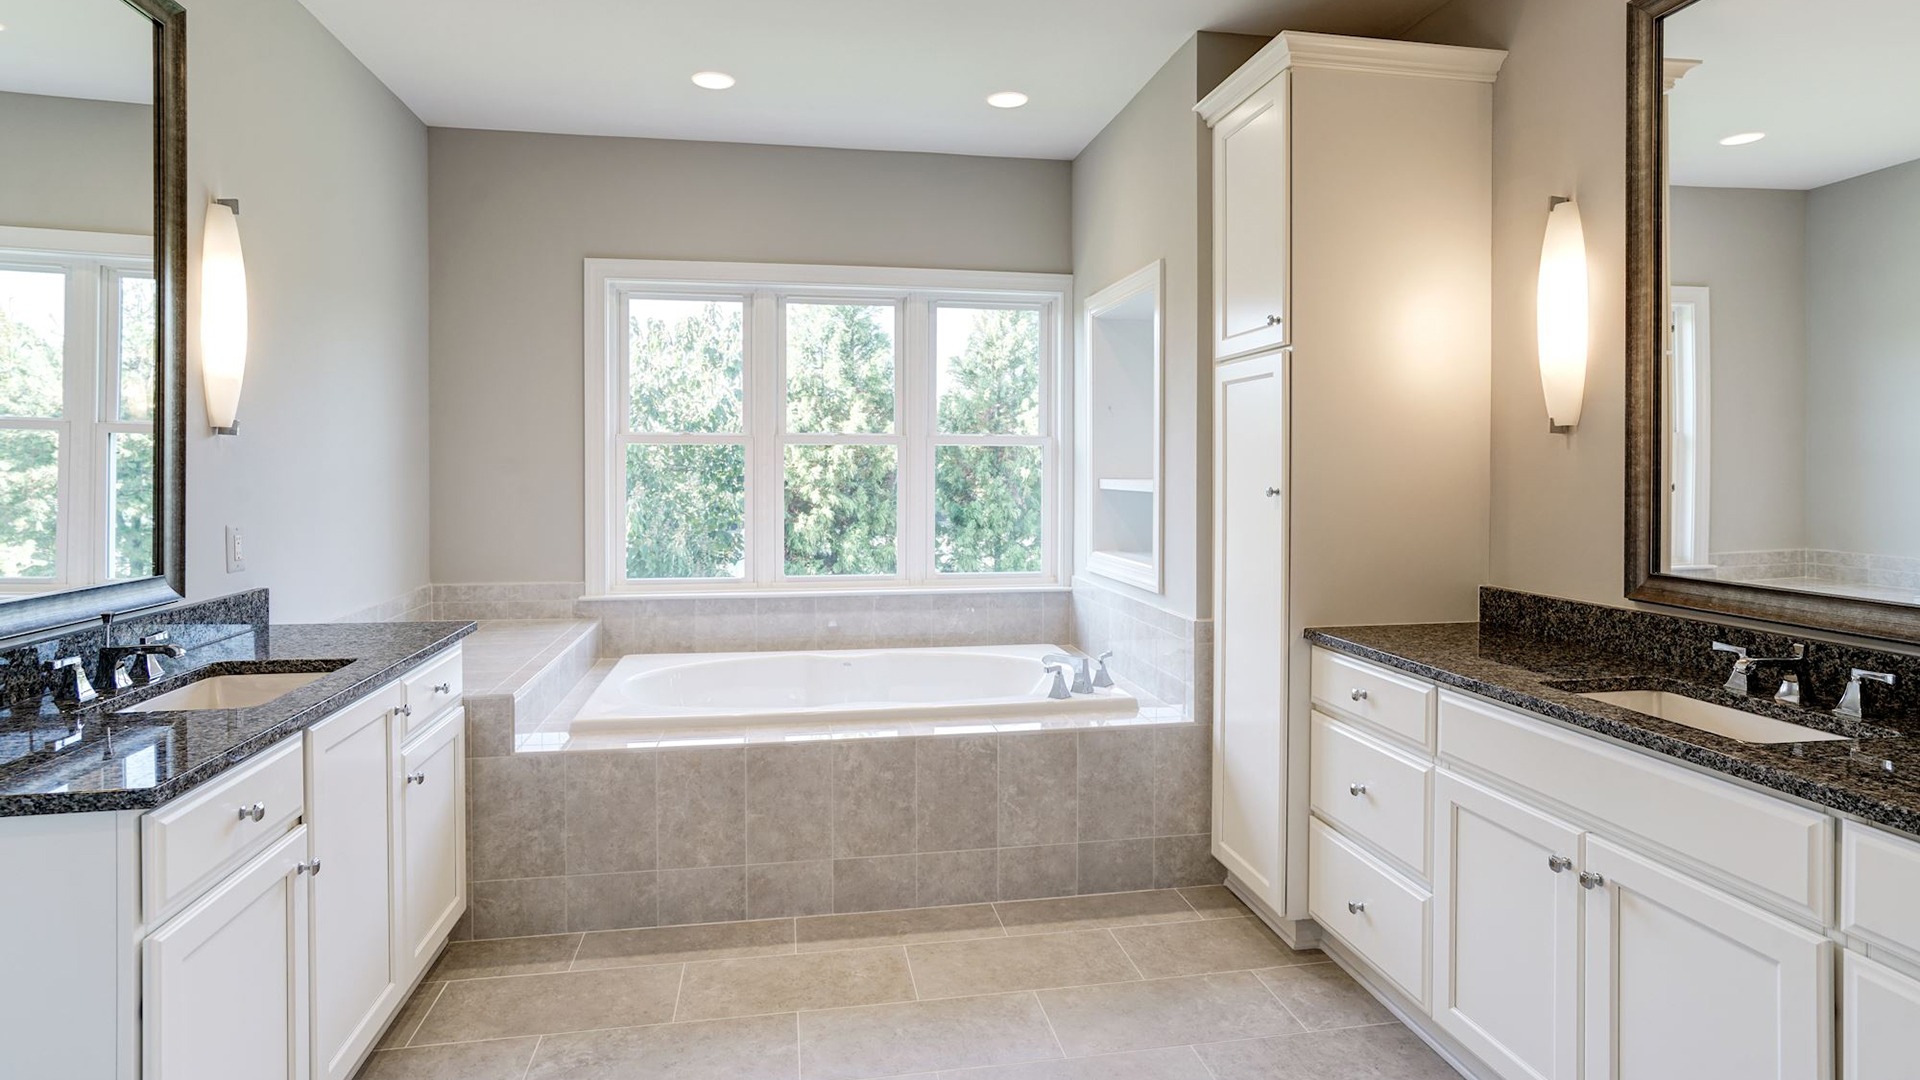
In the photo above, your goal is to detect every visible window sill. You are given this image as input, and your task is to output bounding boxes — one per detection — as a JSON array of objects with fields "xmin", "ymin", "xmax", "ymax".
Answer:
[{"xmin": 578, "ymin": 583, "xmax": 1070, "ymax": 603}]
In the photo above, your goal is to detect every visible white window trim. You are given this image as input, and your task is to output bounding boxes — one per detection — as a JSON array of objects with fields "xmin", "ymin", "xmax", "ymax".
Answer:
[
  {"xmin": 1668, "ymin": 285, "xmax": 1713, "ymax": 572},
  {"xmin": 0, "ymin": 225, "xmax": 154, "ymax": 594},
  {"xmin": 585, "ymin": 259, "xmax": 1074, "ymax": 597}
]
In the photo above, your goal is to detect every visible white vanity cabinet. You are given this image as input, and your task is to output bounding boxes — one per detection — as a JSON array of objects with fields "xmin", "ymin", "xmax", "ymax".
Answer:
[
  {"xmin": 397, "ymin": 705, "xmax": 467, "ymax": 979},
  {"xmin": 1202, "ymin": 32, "xmax": 1500, "ymax": 927}
]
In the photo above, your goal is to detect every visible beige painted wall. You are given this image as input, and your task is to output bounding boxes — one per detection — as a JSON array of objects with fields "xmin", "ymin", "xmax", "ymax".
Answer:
[
  {"xmin": 184, "ymin": 0, "xmax": 431, "ymax": 620},
  {"xmin": 1669, "ymin": 185, "xmax": 1809, "ymax": 555},
  {"xmin": 1806, "ymin": 157, "xmax": 1920, "ymax": 559},
  {"xmin": 426, "ymin": 130, "xmax": 1071, "ymax": 585},
  {"xmin": 0, "ymin": 91, "xmax": 151, "ymax": 234},
  {"xmin": 1407, "ymin": 0, "xmax": 1631, "ymax": 607},
  {"xmin": 1069, "ymin": 33, "xmax": 1265, "ymax": 621}
]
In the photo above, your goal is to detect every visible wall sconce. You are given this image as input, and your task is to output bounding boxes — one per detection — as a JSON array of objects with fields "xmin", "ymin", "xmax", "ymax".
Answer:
[
  {"xmin": 1537, "ymin": 196, "xmax": 1589, "ymax": 434},
  {"xmin": 200, "ymin": 198, "xmax": 248, "ymax": 435}
]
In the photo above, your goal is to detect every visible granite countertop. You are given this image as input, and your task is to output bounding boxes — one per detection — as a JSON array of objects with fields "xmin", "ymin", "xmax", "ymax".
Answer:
[
  {"xmin": 1307, "ymin": 622, "xmax": 1920, "ymax": 837},
  {"xmin": 0, "ymin": 621, "xmax": 474, "ymax": 817}
]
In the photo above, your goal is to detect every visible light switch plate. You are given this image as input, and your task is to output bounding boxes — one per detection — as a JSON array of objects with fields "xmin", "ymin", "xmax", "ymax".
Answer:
[{"xmin": 225, "ymin": 526, "xmax": 246, "ymax": 573}]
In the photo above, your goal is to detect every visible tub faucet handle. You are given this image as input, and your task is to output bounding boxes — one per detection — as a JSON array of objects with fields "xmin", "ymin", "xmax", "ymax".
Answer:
[
  {"xmin": 1092, "ymin": 651, "xmax": 1115, "ymax": 689},
  {"xmin": 1042, "ymin": 662, "xmax": 1074, "ymax": 700},
  {"xmin": 1042, "ymin": 653, "xmax": 1093, "ymax": 694}
]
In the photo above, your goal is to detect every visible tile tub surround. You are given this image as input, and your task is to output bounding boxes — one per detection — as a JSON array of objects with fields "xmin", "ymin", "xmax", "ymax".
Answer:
[
  {"xmin": 1070, "ymin": 576, "xmax": 1211, "ymax": 722},
  {"xmin": 358, "ymin": 887, "xmax": 1443, "ymax": 1080},
  {"xmin": 0, "ymin": 616, "xmax": 475, "ymax": 816},
  {"xmin": 338, "ymin": 585, "xmax": 435, "ymax": 624},
  {"xmin": 460, "ymin": 722, "xmax": 1223, "ymax": 939},
  {"xmin": 1306, "ymin": 613, "xmax": 1920, "ymax": 837},
  {"xmin": 578, "ymin": 590, "xmax": 1076, "ymax": 657}
]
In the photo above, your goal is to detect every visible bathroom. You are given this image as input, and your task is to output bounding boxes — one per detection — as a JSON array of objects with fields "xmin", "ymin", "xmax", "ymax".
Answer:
[{"xmin": 3, "ymin": 0, "xmax": 1918, "ymax": 1077}]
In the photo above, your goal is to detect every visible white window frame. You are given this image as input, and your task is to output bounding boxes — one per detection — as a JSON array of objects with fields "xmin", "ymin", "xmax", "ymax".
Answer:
[
  {"xmin": 585, "ymin": 259, "xmax": 1072, "ymax": 596},
  {"xmin": 1667, "ymin": 285, "xmax": 1713, "ymax": 571},
  {"xmin": 0, "ymin": 225, "xmax": 155, "ymax": 594}
]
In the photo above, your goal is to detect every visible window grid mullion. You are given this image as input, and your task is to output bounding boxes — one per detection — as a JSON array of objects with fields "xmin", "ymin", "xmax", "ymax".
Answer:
[
  {"xmin": 900, "ymin": 295, "xmax": 931, "ymax": 585},
  {"xmin": 749, "ymin": 290, "xmax": 782, "ymax": 587}
]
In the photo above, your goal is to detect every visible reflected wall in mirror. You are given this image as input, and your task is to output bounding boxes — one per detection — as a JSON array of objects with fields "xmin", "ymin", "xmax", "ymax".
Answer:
[
  {"xmin": 0, "ymin": 0, "xmax": 185, "ymax": 640},
  {"xmin": 1630, "ymin": 0, "xmax": 1920, "ymax": 642}
]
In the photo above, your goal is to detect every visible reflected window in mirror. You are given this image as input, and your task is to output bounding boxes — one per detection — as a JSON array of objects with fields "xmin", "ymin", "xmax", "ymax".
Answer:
[
  {"xmin": 1658, "ymin": 0, "xmax": 1920, "ymax": 608},
  {"xmin": 0, "ymin": 230, "xmax": 158, "ymax": 593}
]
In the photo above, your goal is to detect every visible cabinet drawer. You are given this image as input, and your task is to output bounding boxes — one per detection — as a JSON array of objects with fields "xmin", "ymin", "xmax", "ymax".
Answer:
[
  {"xmin": 1309, "ymin": 816, "xmax": 1430, "ymax": 1006},
  {"xmin": 142, "ymin": 736, "xmax": 305, "ymax": 922},
  {"xmin": 401, "ymin": 647, "xmax": 463, "ymax": 736},
  {"xmin": 1440, "ymin": 690, "xmax": 1832, "ymax": 923},
  {"xmin": 1310, "ymin": 712, "xmax": 1432, "ymax": 876},
  {"xmin": 1312, "ymin": 648, "xmax": 1436, "ymax": 748},
  {"xmin": 1842, "ymin": 822, "xmax": 1920, "ymax": 958}
]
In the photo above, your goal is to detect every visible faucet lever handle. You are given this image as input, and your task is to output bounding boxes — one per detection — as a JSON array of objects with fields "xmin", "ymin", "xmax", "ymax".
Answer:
[
  {"xmin": 1836, "ymin": 669, "xmax": 1898, "ymax": 722},
  {"xmin": 1041, "ymin": 662, "xmax": 1073, "ymax": 700},
  {"xmin": 1092, "ymin": 651, "xmax": 1115, "ymax": 689}
]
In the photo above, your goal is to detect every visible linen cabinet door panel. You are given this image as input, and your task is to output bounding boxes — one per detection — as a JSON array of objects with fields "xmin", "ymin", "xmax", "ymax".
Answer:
[
  {"xmin": 1844, "ymin": 951, "xmax": 1920, "ymax": 1080},
  {"xmin": 307, "ymin": 690, "xmax": 403, "ymax": 1080},
  {"xmin": 1431, "ymin": 772, "xmax": 1580, "ymax": 1080},
  {"xmin": 1212, "ymin": 352, "xmax": 1287, "ymax": 907},
  {"xmin": 1212, "ymin": 74, "xmax": 1289, "ymax": 360},
  {"xmin": 399, "ymin": 708, "xmax": 467, "ymax": 979},
  {"xmin": 1581, "ymin": 836, "xmax": 1831, "ymax": 1080},
  {"xmin": 144, "ymin": 826, "xmax": 311, "ymax": 1080}
]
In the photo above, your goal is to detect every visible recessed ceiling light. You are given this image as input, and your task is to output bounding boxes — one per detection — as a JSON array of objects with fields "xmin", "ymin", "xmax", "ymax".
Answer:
[
  {"xmin": 1719, "ymin": 132, "xmax": 1766, "ymax": 146},
  {"xmin": 691, "ymin": 71, "xmax": 736, "ymax": 91},
  {"xmin": 987, "ymin": 91, "xmax": 1029, "ymax": 109}
]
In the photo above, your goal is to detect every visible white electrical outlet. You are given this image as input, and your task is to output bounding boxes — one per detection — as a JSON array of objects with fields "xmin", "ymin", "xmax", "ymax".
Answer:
[{"xmin": 225, "ymin": 526, "xmax": 246, "ymax": 573}]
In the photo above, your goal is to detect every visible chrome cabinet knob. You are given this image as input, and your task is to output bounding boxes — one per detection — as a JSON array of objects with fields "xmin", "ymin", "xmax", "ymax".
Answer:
[
  {"xmin": 1350, "ymin": 689, "xmax": 1369, "ymax": 702},
  {"xmin": 1265, "ymin": 487, "xmax": 1282, "ymax": 498},
  {"xmin": 406, "ymin": 771, "xmax": 428, "ymax": 786},
  {"xmin": 395, "ymin": 703, "xmax": 413, "ymax": 718},
  {"xmin": 1579, "ymin": 871, "xmax": 1606, "ymax": 890},
  {"xmin": 1348, "ymin": 783, "xmax": 1368, "ymax": 797},
  {"xmin": 1547, "ymin": 854, "xmax": 1573, "ymax": 873},
  {"xmin": 1265, "ymin": 314, "xmax": 1283, "ymax": 326},
  {"xmin": 1347, "ymin": 901, "xmax": 1366, "ymax": 915},
  {"xmin": 237, "ymin": 802, "xmax": 266, "ymax": 822},
  {"xmin": 432, "ymin": 682, "xmax": 452, "ymax": 694},
  {"xmin": 296, "ymin": 859, "xmax": 323, "ymax": 876}
]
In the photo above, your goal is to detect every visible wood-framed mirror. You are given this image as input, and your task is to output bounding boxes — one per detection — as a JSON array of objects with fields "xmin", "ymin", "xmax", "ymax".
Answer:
[
  {"xmin": 0, "ymin": 0, "xmax": 187, "ymax": 641},
  {"xmin": 1628, "ymin": 0, "xmax": 1920, "ymax": 644}
]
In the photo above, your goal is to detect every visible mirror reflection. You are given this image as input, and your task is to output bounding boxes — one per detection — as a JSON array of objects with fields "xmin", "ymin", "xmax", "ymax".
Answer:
[
  {"xmin": 0, "ymin": 0, "xmax": 158, "ymax": 600},
  {"xmin": 1662, "ymin": 0, "xmax": 1920, "ymax": 605}
]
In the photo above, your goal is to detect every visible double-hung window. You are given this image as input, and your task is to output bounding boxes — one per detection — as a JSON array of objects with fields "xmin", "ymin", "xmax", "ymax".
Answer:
[
  {"xmin": 587, "ymin": 261, "xmax": 1070, "ymax": 594},
  {"xmin": 0, "ymin": 227, "xmax": 157, "ymax": 593}
]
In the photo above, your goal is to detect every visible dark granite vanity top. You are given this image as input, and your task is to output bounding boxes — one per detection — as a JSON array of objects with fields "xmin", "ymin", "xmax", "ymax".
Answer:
[
  {"xmin": 1307, "ymin": 622, "xmax": 1920, "ymax": 837},
  {"xmin": 0, "ymin": 621, "xmax": 473, "ymax": 817}
]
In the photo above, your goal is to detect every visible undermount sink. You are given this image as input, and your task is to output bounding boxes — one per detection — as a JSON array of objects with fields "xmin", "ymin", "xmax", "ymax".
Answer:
[
  {"xmin": 1579, "ymin": 690, "xmax": 1849, "ymax": 745},
  {"xmin": 118, "ymin": 672, "xmax": 328, "ymax": 713}
]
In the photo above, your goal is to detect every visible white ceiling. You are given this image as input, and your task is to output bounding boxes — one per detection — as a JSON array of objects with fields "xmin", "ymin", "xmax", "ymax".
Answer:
[
  {"xmin": 1666, "ymin": 0, "xmax": 1920, "ymax": 190},
  {"xmin": 0, "ymin": 0, "xmax": 153, "ymax": 104},
  {"xmin": 293, "ymin": 0, "xmax": 1447, "ymax": 159}
]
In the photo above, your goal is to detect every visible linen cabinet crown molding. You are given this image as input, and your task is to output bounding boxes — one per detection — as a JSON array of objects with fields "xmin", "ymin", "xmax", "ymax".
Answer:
[{"xmin": 1196, "ymin": 32, "xmax": 1508, "ymax": 126}]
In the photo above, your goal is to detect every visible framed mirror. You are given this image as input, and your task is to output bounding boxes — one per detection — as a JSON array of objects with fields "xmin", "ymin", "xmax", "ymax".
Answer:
[
  {"xmin": 0, "ymin": 0, "xmax": 186, "ymax": 641},
  {"xmin": 1628, "ymin": 0, "xmax": 1920, "ymax": 643}
]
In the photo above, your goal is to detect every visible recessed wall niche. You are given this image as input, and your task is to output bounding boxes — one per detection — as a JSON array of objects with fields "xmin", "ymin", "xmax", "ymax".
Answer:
[{"xmin": 1082, "ymin": 262, "xmax": 1163, "ymax": 593}]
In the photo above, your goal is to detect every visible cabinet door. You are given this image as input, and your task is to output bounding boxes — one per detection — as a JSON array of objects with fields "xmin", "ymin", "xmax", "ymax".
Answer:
[
  {"xmin": 1212, "ymin": 74, "xmax": 1289, "ymax": 360},
  {"xmin": 307, "ymin": 691, "xmax": 402, "ymax": 1080},
  {"xmin": 399, "ymin": 707, "xmax": 467, "ymax": 979},
  {"xmin": 1212, "ymin": 351, "xmax": 1286, "ymax": 907},
  {"xmin": 1844, "ymin": 951, "xmax": 1920, "ymax": 1080},
  {"xmin": 1582, "ymin": 836, "xmax": 1830, "ymax": 1080},
  {"xmin": 144, "ymin": 825, "xmax": 310, "ymax": 1080},
  {"xmin": 1431, "ymin": 772, "xmax": 1580, "ymax": 1080}
]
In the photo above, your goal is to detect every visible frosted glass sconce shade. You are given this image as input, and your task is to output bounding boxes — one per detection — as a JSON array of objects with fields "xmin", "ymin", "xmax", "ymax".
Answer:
[
  {"xmin": 1537, "ymin": 197, "xmax": 1589, "ymax": 433},
  {"xmin": 200, "ymin": 199, "xmax": 248, "ymax": 434}
]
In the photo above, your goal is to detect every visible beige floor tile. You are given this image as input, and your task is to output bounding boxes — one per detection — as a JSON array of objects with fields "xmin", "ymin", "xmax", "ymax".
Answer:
[
  {"xmin": 573, "ymin": 918, "xmax": 795, "ymax": 970},
  {"xmin": 1035, "ymin": 972, "xmax": 1302, "ymax": 1057},
  {"xmin": 373, "ymin": 982, "xmax": 444, "ymax": 1051},
  {"xmin": 1110, "ymin": 917, "xmax": 1314, "ymax": 979},
  {"xmin": 427, "ymin": 935, "xmax": 582, "ymax": 981},
  {"xmin": 1193, "ymin": 1025, "xmax": 1458, "ymax": 1079},
  {"xmin": 409, "ymin": 965, "xmax": 683, "ymax": 1044},
  {"xmin": 1254, "ymin": 963, "xmax": 1394, "ymax": 1031},
  {"xmin": 526, "ymin": 1014, "xmax": 800, "ymax": 1079},
  {"xmin": 797, "ymin": 904, "xmax": 1004, "ymax": 953},
  {"xmin": 676, "ymin": 947, "xmax": 915, "ymax": 1022},
  {"xmin": 355, "ymin": 1037, "xmax": 540, "ymax": 1079},
  {"xmin": 993, "ymin": 890, "xmax": 1197, "ymax": 936},
  {"xmin": 906, "ymin": 930, "xmax": 1138, "ymax": 999},
  {"xmin": 799, "ymin": 992, "xmax": 1061, "ymax": 1080},
  {"xmin": 937, "ymin": 1045, "xmax": 1214, "ymax": 1079},
  {"xmin": 1178, "ymin": 885, "xmax": 1254, "ymax": 920}
]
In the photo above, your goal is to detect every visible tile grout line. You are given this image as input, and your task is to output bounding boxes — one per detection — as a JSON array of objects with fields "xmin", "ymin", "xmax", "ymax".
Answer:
[
  {"xmin": 399, "ymin": 981, "xmax": 449, "ymax": 1048},
  {"xmin": 670, "ymin": 961, "xmax": 688, "ymax": 1023},
  {"xmin": 518, "ymin": 1034, "xmax": 542, "ymax": 1080},
  {"xmin": 1105, "ymin": 926, "xmax": 1146, "ymax": 981},
  {"xmin": 1030, "ymin": 989, "xmax": 1071, "ymax": 1062},
  {"xmin": 1189, "ymin": 1041, "xmax": 1226, "ymax": 1080},
  {"xmin": 901, "ymin": 944, "xmax": 921, "ymax": 1001}
]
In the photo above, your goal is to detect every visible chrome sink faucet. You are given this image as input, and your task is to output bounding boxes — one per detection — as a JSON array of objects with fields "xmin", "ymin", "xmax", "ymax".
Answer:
[
  {"xmin": 1042, "ymin": 653, "xmax": 1093, "ymax": 695},
  {"xmin": 96, "ymin": 615, "xmax": 186, "ymax": 690},
  {"xmin": 1712, "ymin": 641, "xmax": 1808, "ymax": 702},
  {"xmin": 1835, "ymin": 669, "xmax": 1897, "ymax": 722}
]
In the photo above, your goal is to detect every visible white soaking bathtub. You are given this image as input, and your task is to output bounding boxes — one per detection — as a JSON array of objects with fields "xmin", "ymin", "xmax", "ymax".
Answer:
[{"xmin": 570, "ymin": 643, "xmax": 1138, "ymax": 732}]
